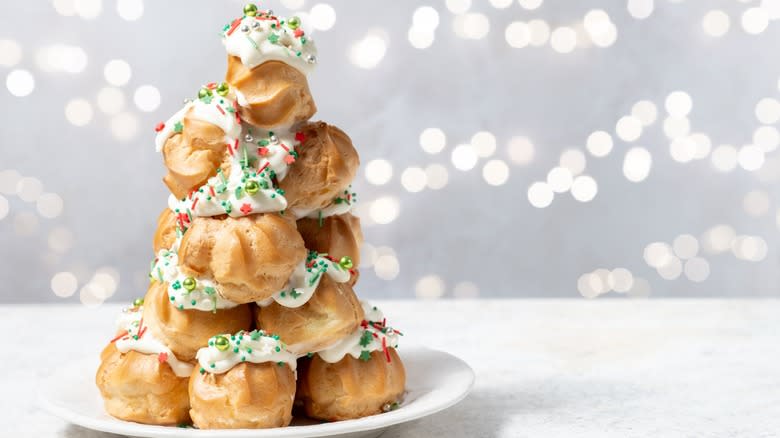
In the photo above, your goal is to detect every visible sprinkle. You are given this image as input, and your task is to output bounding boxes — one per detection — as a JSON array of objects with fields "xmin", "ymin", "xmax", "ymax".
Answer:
[
  {"xmin": 295, "ymin": 132, "xmax": 306, "ymax": 143},
  {"xmin": 110, "ymin": 330, "xmax": 129, "ymax": 343},
  {"xmin": 158, "ymin": 352, "xmax": 168, "ymax": 363},
  {"xmin": 294, "ymin": 29, "xmax": 304, "ymax": 38},
  {"xmin": 209, "ymin": 186, "xmax": 216, "ymax": 197},
  {"xmin": 279, "ymin": 142, "xmax": 290, "ymax": 152},
  {"xmin": 216, "ymin": 104, "xmax": 226, "ymax": 115},
  {"xmin": 284, "ymin": 155, "xmax": 296, "ymax": 164},
  {"xmin": 226, "ymin": 143, "xmax": 234, "ymax": 156},
  {"xmin": 258, "ymin": 161, "xmax": 270, "ymax": 174},
  {"xmin": 258, "ymin": 147, "xmax": 268, "ymax": 156},
  {"xmin": 383, "ymin": 337, "xmax": 391, "ymax": 363},
  {"xmin": 154, "ymin": 122, "xmax": 165, "ymax": 132},
  {"xmin": 191, "ymin": 197, "xmax": 199, "ymax": 211},
  {"xmin": 173, "ymin": 121, "xmax": 183, "ymax": 133},
  {"xmin": 240, "ymin": 203, "xmax": 252, "ymax": 215},
  {"xmin": 226, "ymin": 18, "xmax": 242, "ymax": 36},
  {"xmin": 245, "ymin": 34, "xmax": 259, "ymax": 49}
]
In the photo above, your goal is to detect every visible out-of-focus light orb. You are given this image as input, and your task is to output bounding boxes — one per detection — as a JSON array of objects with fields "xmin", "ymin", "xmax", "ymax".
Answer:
[
  {"xmin": 14, "ymin": 211, "xmax": 39, "ymax": 236},
  {"xmin": 369, "ymin": 196, "xmax": 400, "ymax": 224},
  {"xmin": 110, "ymin": 112, "xmax": 140, "ymax": 141},
  {"xmin": 663, "ymin": 116, "xmax": 690, "ymax": 139},
  {"xmin": 589, "ymin": 21, "xmax": 618, "ymax": 47},
  {"xmin": 644, "ymin": 242, "xmax": 672, "ymax": 268},
  {"xmin": 518, "ymin": 0, "xmax": 543, "ymax": 10},
  {"xmin": 657, "ymin": 256, "xmax": 682, "ymax": 280},
  {"xmin": 550, "ymin": 27, "xmax": 577, "ymax": 53},
  {"xmin": 116, "ymin": 0, "xmax": 143, "ymax": 21},
  {"xmin": 702, "ymin": 10, "xmax": 731, "ymax": 37},
  {"xmin": 425, "ymin": 164, "xmax": 449, "ymax": 189},
  {"xmin": 401, "ymin": 167, "xmax": 427, "ymax": 192},
  {"xmin": 451, "ymin": 144, "xmax": 478, "ymax": 171},
  {"xmin": 615, "ymin": 116, "xmax": 642, "ymax": 142},
  {"xmin": 583, "ymin": 10, "xmax": 617, "ymax": 47},
  {"xmin": 374, "ymin": 254, "xmax": 400, "ymax": 280},
  {"xmin": 453, "ymin": 281, "xmax": 480, "ymax": 298},
  {"xmin": 0, "ymin": 194, "xmax": 8, "ymax": 220},
  {"xmin": 489, "ymin": 0, "xmax": 513, "ymax": 8},
  {"xmin": 528, "ymin": 19, "xmax": 551, "ymax": 46},
  {"xmin": 608, "ymin": 268, "xmax": 634, "ymax": 293},
  {"xmin": 577, "ymin": 272, "xmax": 601, "ymax": 299},
  {"xmin": 471, "ymin": 131, "xmax": 497, "ymax": 157},
  {"xmin": 64, "ymin": 98, "xmax": 93, "ymax": 126},
  {"xmin": 415, "ymin": 275, "xmax": 445, "ymax": 299},
  {"xmin": 365, "ymin": 159, "xmax": 393, "ymax": 185},
  {"xmin": 446, "ymin": 0, "xmax": 471, "ymax": 14},
  {"xmin": 738, "ymin": 145, "xmax": 765, "ymax": 171},
  {"xmin": 53, "ymin": 0, "xmax": 77, "ymax": 16},
  {"xmin": 103, "ymin": 59, "xmax": 132, "ymax": 86},
  {"xmin": 133, "ymin": 85, "xmax": 160, "ymax": 112},
  {"xmin": 482, "ymin": 159, "xmax": 509, "ymax": 186},
  {"xmin": 755, "ymin": 98, "xmax": 780, "ymax": 124},
  {"xmin": 408, "ymin": 27, "xmax": 435, "ymax": 49},
  {"xmin": 6, "ymin": 69, "xmax": 35, "ymax": 97},
  {"xmin": 586, "ymin": 131, "xmax": 613, "ymax": 157},
  {"xmin": 753, "ymin": 126, "xmax": 780, "ymax": 152},
  {"xmin": 684, "ymin": 257, "xmax": 710, "ymax": 282},
  {"xmin": 623, "ymin": 147, "xmax": 652, "ymax": 182},
  {"xmin": 665, "ymin": 91, "xmax": 693, "ymax": 117},
  {"xmin": 0, "ymin": 40, "xmax": 22, "ymax": 67},
  {"xmin": 732, "ymin": 235, "xmax": 768, "ymax": 261},
  {"xmin": 92, "ymin": 267, "xmax": 120, "ymax": 298},
  {"xmin": 505, "ymin": 22, "xmax": 531, "ymax": 48},
  {"xmin": 96, "ymin": 87, "xmax": 125, "ymax": 114},
  {"xmin": 310, "ymin": 3, "xmax": 336, "ymax": 31},
  {"xmin": 51, "ymin": 272, "xmax": 78, "ymax": 297},
  {"xmin": 701, "ymin": 224, "xmax": 736, "ymax": 254},
  {"xmin": 0, "ymin": 170, "xmax": 21, "ymax": 195},
  {"xmin": 673, "ymin": 234, "xmax": 699, "ymax": 259},
  {"xmin": 79, "ymin": 284, "xmax": 105, "ymax": 308},
  {"xmin": 689, "ymin": 132, "xmax": 712, "ymax": 159},
  {"xmin": 280, "ymin": 0, "xmax": 305, "ymax": 9},
  {"xmin": 711, "ymin": 144, "xmax": 738, "ymax": 172},
  {"xmin": 453, "ymin": 13, "xmax": 490, "ymax": 40},
  {"xmin": 528, "ymin": 182, "xmax": 554, "ymax": 208},
  {"xmin": 507, "ymin": 136, "xmax": 535, "ymax": 165},
  {"xmin": 37, "ymin": 193, "xmax": 64, "ymax": 219},
  {"xmin": 559, "ymin": 149, "xmax": 586, "ymax": 175},
  {"xmin": 743, "ymin": 190, "xmax": 770, "ymax": 217},
  {"xmin": 631, "ymin": 100, "xmax": 658, "ymax": 126},
  {"xmin": 348, "ymin": 31, "xmax": 387, "ymax": 69},
  {"xmin": 741, "ymin": 7, "xmax": 769, "ymax": 34},
  {"xmin": 627, "ymin": 0, "xmax": 654, "ymax": 20},
  {"xmin": 669, "ymin": 136, "xmax": 697, "ymax": 163},
  {"xmin": 16, "ymin": 176, "xmax": 43, "ymax": 202},
  {"xmin": 74, "ymin": 0, "xmax": 102, "ymax": 19},
  {"xmin": 420, "ymin": 128, "xmax": 446, "ymax": 154},
  {"xmin": 570, "ymin": 175, "xmax": 598, "ymax": 202},
  {"xmin": 49, "ymin": 226, "xmax": 75, "ymax": 252},
  {"xmin": 413, "ymin": 6, "xmax": 440, "ymax": 29},
  {"xmin": 35, "ymin": 45, "xmax": 88, "ymax": 73},
  {"xmin": 546, "ymin": 167, "xmax": 573, "ymax": 193}
]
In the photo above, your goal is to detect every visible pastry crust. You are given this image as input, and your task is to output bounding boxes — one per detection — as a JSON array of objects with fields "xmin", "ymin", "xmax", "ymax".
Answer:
[
  {"xmin": 255, "ymin": 275, "xmax": 364, "ymax": 355},
  {"xmin": 279, "ymin": 122, "xmax": 359, "ymax": 217},
  {"xmin": 142, "ymin": 281, "xmax": 253, "ymax": 361},
  {"xmin": 189, "ymin": 362, "xmax": 296, "ymax": 429},
  {"xmin": 297, "ymin": 350, "xmax": 406, "ymax": 421},
  {"xmin": 225, "ymin": 57, "xmax": 316, "ymax": 129},
  {"xmin": 161, "ymin": 107, "xmax": 233, "ymax": 199},
  {"xmin": 153, "ymin": 208, "xmax": 179, "ymax": 253},
  {"xmin": 297, "ymin": 213, "xmax": 363, "ymax": 279},
  {"xmin": 175, "ymin": 213, "xmax": 306, "ymax": 303},
  {"xmin": 95, "ymin": 343, "xmax": 191, "ymax": 425}
]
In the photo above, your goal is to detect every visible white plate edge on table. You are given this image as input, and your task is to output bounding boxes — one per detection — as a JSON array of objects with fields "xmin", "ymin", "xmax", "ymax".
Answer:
[{"xmin": 38, "ymin": 345, "xmax": 475, "ymax": 438}]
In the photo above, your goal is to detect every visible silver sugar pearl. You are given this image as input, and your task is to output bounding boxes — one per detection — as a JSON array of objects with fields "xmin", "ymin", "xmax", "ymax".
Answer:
[
  {"xmin": 382, "ymin": 403, "xmax": 393, "ymax": 413},
  {"xmin": 306, "ymin": 54, "xmax": 317, "ymax": 64},
  {"xmin": 266, "ymin": 9, "xmax": 274, "ymax": 15},
  {"xmin": 244, "ymin": 134, "xmax": 254, "ymax": 142},
  {"xmin": 270, "ymin": 135, "xmax": 279, "ymax": 144},
  {"xmin": 251, "ymin": 21, "xmax": 261, "ymax": 29},
  {"xmin": 241, "ymin": 24, "xmax": 250, "ymax": 33},
  {"xmin": 385, "ymin": 327, "xmax": 394, "ymax": 335}
]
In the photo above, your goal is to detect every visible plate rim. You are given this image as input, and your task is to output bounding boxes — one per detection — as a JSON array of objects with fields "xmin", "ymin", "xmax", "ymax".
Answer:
[{"xmin": 38, "ymin": 345, "xmax": 475, "ymax": 438}]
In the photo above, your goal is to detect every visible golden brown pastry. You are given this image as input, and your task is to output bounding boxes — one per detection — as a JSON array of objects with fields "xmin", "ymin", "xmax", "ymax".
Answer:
[
  {"xmin": 176, "ymin": 213, "xmax": 306, "ymax": 303},
  {"xmin": 225, "ymin": 57, "xmax": 316, "ymax": 129},
  {"xmin": 255, "ymin": 275, "xmax": 364, "ymax": 355},
  {"xmin": 189, "ymin": 331, "xmax": 297, "ymax": 429},
  {"xmin": 153, "ymin": 208, "xmax": 179, "ymax": 253},
  {"xmin": 141, "ymin": 281, "xmax": 253, "ymax": 361},
  {"xmin": 279, "ymin": 122, "xmax": 359, "ymax": 217},
  {"xmin": 297, "ymin": 213, "xmax": 363, "ymax": 271}
]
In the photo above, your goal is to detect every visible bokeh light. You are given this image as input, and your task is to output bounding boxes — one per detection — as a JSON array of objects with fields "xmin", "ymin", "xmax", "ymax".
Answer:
[
  {"xmin": 482, "ymin": 159, "xmax": 509, "ymax": 186},
  {"xmin": 415, "ymin": 275, "xmax": 445, "ymax": 299},
  {"xmin": 348, "ymin": 30, "xmax": 387, "ymax": 69},
  {"xmin": 528, "ymin": 182, "xmax": 554, "ymax": 208},
  {"xmin": 559, "ymin": 149, "xmax": 586, "ymax": 175},
  {"xmin": 471, "ymin": 131, "xmax": 497, "ymax": 157},
  {"xmin": 365, "ymin": 159, "xmax": 393, "ymax": 185},
  {"xmin": 570, "ymin": 175, "xmax": 598, "ymax": 202},
  {"xmin": 702, "ymin": 10, "xmax": 730, "ymax": 37},
  {"xmin": 420, "ymin": 128, "xmax": 446, "ymax": 154},
  {"xmin": 451, "ymin": 144, "xmax": 478, "ymax": 171},
  {"xmin": 586, "ymin": 131, "xmax": 613, "ymax": 157},
  {"xmin": 6, "ymin": 69, "xmax": 35, "ymax": 97},
  {"xmin": 0, "ymin": 40, "xmax": 22, "ymax": 67},
  {"xmin": 631, "ymin": 100, "xmax": 658, "ymax": 126},
  {"xmin": 615, "ymin": 116, "xmax": 643, "ymax": 142},
  {"xmin": 310, "ymin": 3, "xmax": 337, "ymax": 31},
  {"xmin": 110, "ymin": 112, "xmax": 140, "ymax": 141},
  {"xmin": 51, "ymin": 272, "xmax": 78, "ymax": 297},
  {"xmin": 133, "ymin": 85, "xmax": 161, "ymax": 112},
  {"xmin": 627, "ymin": 0, "xmax": 654, "ymax": 20},
  {"xmin": 64, "ymin": 98, "xmax": 94, "ymax": 126},
  {"xmin": 96, "ymin": 87, "xmax": 125, "ymax": 115},
  {"xmin": 425, "ymin": 164, "xmax": 449, "ymax": 190},
  {"xmin": 103, "ymin": 59, "xmax": 132, "ymax": 86},
  {"xmin": 401, "ymin": 167, "xmax": 427, "ymax": 192},
  {"xmin": 507, "ymin": 136, "xmax": 535, "ymax": 165},
  {"xmin": 369, "ymin": 196, "xmax": 400, "ymax": 224},
  {"xmin": 623, "ymin": 147, "xmax": 652, "ymax": 182},
  {"xmin": 116, "ymin": 0, "xmax": 143, "ymax": 21},
  {"xmin": 550, "ymin": 27, "xmax": 577, "ymax": 53}
]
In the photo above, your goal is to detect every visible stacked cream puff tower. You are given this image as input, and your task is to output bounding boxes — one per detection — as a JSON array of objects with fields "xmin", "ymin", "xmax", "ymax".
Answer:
[{"xmin": 95, "ymin": 4, "xmax": 405, "ymax": 429}]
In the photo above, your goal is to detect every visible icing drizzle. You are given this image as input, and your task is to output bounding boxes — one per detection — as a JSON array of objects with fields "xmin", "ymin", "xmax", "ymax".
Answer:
[
  {"xmin": 317, "ymin": 302, "xmax": 402, "ymax": 363},
  {"xmin": 302, "ymin": 186, "xmax": 358, "ymax": 220},
  {"xmin": 257, "ymin": 250, "xmax": 352, "ymax": 309},
  {"xmin": 111, "ymin": 305, "xmax": 194, "ymax": 378},
  {"xmin": 196, "ymin": 330, "xmax": 297, "ymax": 375}
]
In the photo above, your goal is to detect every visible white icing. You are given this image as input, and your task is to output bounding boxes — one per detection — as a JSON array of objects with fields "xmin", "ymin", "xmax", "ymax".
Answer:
[
  {"xmin": 196, "ymin": 330, "xmax": 297, "ymax": 375},
  {"xmin": 222, "ymin": 12, "xmax": 317, "ymax": 75},
  {"xmin": 258, "ymin": 251, "xmax": 351, "ymax": 309},
  {"xmin": 150, "ymin": 234, "xmax": 239, "ymax": 312},
  {"xmin": 317, "ymin": 302, "xmax": 401, "ymax": 363},
  {"xmin": 154, "ymin": 94, "xmax": 241, "ymax": 153},
  {"xmin": 298, "ymin": 186, "xmax": 357, "ymax": 219},
  {"xmin": 113, "ymin": 306, "xmax": 194, "ymax": 378}
]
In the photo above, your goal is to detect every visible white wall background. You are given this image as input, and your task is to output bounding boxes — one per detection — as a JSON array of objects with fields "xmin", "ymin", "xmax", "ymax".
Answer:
[{"xmin": 1, "ymin": 0, "xmax": 780, "ymax": 304}]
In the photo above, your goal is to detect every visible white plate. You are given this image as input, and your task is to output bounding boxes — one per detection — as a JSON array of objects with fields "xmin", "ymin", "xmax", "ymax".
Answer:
[{"xmin": 38, "ymin": 346, "xmax": 474, "ymax": 438}]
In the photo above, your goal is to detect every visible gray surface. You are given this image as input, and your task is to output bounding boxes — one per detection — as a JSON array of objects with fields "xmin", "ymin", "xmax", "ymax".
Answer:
[
  {"xmin": 1, "ymin": 1, "xmax": 780, "ymax": 302},
  {"xmin": 11, "ymin": 300, "xmax": 780, "ymax": 437}
]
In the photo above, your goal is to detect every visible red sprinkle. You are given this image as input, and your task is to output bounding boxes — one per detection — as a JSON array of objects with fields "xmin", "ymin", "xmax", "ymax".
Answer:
[
  {"xmin": 284, "ymin": 155, "xmax": 296, "ymax": 164},
  {"xmin": 216, "ymin": 104, "xmax": 226, "ymax": 115},
  {"xmin": 294, "ymin": 29, "xmax": 304, "ymax": 38},
  {"xmin": 158, "ymin": 352, "xmax": 169, "ymax": 363},
  {"xmin": 295, "ymin": 132, "xmax": 306, "ymax": 143},
  {"xmin": 258, "ymin": 147, "xmax": 269, "ymax": 156},
  {"xmin": 206, "ymin": 82, "xmax": 217, "ymax": 90},
  {"xmin": 240, "ymin": 203, "xmax": 252, "ymax": 215},
  {"xmin": 227, "ymin": 143, "xmax": 234, "ymax": 156},
  {"xmin": 154, "ymin": 122, "xmax": 165, "ymax": 132},
  {"xmin": 382, "ymin": 337, "xmax": 391, "ymax": 363},
  {"xmin": 258, "ymin": 161, "xmax": 269, "ymax": 173},
  {"xmin": 226, "ymin": 18, "xmax": 242, "ymax": 36},
  {"xmin": 191, "ymin": 197, "xmax": 199, "ymax": 211},
  {"xmin": 209, "ymin": 186, "xmax": 216, "ymax": 197},
  {"xmin": 110, "ymin": 330, "xmax": 129, "ymax": 343},
  {"xmin": 279, "ymin": 143, "xmax": 290, "ymax": 152}
]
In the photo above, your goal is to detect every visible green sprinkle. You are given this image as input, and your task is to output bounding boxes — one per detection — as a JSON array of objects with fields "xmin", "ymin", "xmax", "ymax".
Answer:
[{"xmin": 173, "ymin": 121, "xmax": 183, "ymax": 133}]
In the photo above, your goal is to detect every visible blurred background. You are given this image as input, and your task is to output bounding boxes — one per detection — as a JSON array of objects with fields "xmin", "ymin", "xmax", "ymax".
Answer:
[{"xmin": 1, "ymin": 0, "xmax": 780, "ymax": 304}]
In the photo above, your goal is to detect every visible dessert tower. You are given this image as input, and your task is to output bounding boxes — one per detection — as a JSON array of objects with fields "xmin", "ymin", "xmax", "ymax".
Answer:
[{"xmin": 95, "ymin": 4, "xmax": 405, "ymax": 429}]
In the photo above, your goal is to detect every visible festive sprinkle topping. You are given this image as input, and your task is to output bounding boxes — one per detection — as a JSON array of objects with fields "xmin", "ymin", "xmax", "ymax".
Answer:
[
  {"xmin": 317, "ymin": 302, "xmax": 402, "ymax": 364},
  {"xmin": 302, "ymin": 186, "xmax": 358, "ymax": 219},
  {"xmin": 196, "ymin": 330, "xmax": 297, "ymax": 374},
  {"xmin": 257, "ymin": 250, "xmax": 351, "ymax": 309}
]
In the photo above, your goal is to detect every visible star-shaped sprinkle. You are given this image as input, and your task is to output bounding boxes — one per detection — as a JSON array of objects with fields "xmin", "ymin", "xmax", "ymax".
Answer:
[
  {"xmin": 174, "ymin": 121, "xmax": 183, "ymax": 133},
  {"xmin": 284, "ymin": 155, "xmax": 296, "ymax": 164},
  {"xmin": 158, "ymin": 352, "xmax": 168, "ymax": 363},
  {"xmin": 268, "ymin": 33, "xmax": 280, "ymax": 44},
  {"xmin": 240, "ymin": 203, "xmax": 253, "ymax": 215}
]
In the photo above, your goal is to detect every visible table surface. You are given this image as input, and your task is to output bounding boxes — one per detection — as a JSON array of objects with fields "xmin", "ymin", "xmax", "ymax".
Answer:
[{"xmin": 4, "ymin": 299, "xmax": 780, "ymax": 438}]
